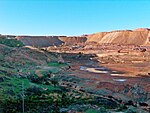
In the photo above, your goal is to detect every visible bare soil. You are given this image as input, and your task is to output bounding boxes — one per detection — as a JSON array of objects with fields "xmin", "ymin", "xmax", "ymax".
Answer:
[{"xmin": 48, "ymin": 44, "xmax": 150, "ymax": 110}]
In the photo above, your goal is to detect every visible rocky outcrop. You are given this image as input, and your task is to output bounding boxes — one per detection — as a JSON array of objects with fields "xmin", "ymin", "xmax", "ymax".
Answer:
[{"xmin": 87, "ymin": 28, "xmax": 150, "ymax": 45}]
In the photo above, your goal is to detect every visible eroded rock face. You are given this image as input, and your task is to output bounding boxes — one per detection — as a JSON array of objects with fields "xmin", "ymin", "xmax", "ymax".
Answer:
[{"xmin": 87, "ymin": 28, "xmax": 150, "ymax": 45}]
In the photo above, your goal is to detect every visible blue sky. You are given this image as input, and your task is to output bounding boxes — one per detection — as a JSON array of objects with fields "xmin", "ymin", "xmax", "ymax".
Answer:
[{"xmin": 0, "ymin": 0, "xmax": 150, "ymax": 36}]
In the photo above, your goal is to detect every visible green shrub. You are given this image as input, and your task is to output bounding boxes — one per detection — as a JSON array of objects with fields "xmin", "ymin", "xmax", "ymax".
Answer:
[
  {"xmin": 47, "ymin": 61, "xmax": 67, "ymax": 67},
  {"xmin": 0, "ymin": 37, "xmax": 24, "ymax": 47}
]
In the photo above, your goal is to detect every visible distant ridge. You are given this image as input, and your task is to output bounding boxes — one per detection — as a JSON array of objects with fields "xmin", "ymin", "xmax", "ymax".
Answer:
[{"xmin": 1, "ymin": 28, "xmax": 150, "ymax": 47}]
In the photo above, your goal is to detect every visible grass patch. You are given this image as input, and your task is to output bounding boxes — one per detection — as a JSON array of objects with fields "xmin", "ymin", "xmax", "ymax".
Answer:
[
  {"xmin": 47, "ymin": 61, "xmax": 68, "ymax": 67},
  {"xmin": 86, "ymin": 108, "xmax": 107, "ymax": 113}
]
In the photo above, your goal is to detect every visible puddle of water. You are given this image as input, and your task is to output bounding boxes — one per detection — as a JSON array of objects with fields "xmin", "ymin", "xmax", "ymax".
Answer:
[
  {"xmin": 87, "ymin": 68, "xmax": 108, "ymax": 73},
  {"xmin": 95, "ymin": 67, "xmax": 106, "ymax": 70},
  {"xmin": 80, "ymin": 66, "xmax": 87, "ymax": 71},
  {"xmin": 111, "ymin": 74, "xmax": 121, "ymax": 76},
  {"xmin": 80, "ymin": 66, "xmax": 125, "ymax": 76},
  {"xmin": 113, "ymin": 79, "xmax": 127, "ymax": 82},
  {"xmin": 80, "ymin": 66, "xmax": 108, "ymax": 74},
  {"xmin": 112, "ymin": 71, "xmax": 117, "ymax": 73}
]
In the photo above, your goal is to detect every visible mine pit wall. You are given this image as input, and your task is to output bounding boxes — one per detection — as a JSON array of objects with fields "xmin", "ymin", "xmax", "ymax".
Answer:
[
  {"xmin": 58, "ymin": 36, "xmax": 87, "ymax": 45},
  {"xmin": 15, "ymin": 36, "xmax": 87, "ymax": 47},
  {"xmin": 16, "ymin": 36, "xmax": 64, "ymax": 47},
  {"xmin": 87, "ymin": 29, "xmax": 150, "ymax": 46}
]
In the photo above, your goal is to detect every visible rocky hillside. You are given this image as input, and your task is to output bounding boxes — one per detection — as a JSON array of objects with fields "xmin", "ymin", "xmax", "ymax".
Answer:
[
  {"xmin": 87, "ymin": 28, "xmax": 150, "ymax": 45},
  {"xmin": 0, "ymin": 38, "xmax": 73, "ymax": 112}
]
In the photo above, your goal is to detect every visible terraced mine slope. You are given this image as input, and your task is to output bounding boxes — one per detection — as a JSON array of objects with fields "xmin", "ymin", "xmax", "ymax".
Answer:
[
  {"xmin": 15, "ymin": 36, "xmax": 87, "ymax": 47},
  {"xmin": 16, "ymin": 36, "xmax": 64, "ymax": 47},
  {"xmin": 87, "ymin": 28, "xmax": 150, "ymax": 45}
]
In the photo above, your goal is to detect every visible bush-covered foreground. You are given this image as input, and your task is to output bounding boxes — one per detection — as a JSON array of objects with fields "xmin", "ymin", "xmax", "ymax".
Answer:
[{"xmin": 0, "ymin": 71, "xmax": 123, "ymax": 113}]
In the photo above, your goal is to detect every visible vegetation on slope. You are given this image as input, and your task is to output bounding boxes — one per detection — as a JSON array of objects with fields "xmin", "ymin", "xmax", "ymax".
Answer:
[
  {"xmin": 0, "ymin": 36, "xmax": 24, "ymax": 47},
  {"xmin": 0, "ymin": 41, "xmax": 135, "ymax": 113}
]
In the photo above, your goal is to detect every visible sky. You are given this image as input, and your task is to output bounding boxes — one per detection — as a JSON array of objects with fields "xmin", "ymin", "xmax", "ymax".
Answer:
[{"xmin": 0, "ymin": 0, "xmax": 150, "ymax": 36}]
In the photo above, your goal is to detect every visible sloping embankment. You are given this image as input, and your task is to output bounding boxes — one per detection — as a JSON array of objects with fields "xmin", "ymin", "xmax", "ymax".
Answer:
[{"xmin": 87, "ymin": 28, "xmax": 150, "ymax": 45}]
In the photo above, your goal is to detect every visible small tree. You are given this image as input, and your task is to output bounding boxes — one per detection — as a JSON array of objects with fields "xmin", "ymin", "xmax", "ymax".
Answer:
[{"xmin": 21, "ymin": 82, "xmax": 25, "ymax": 113}]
